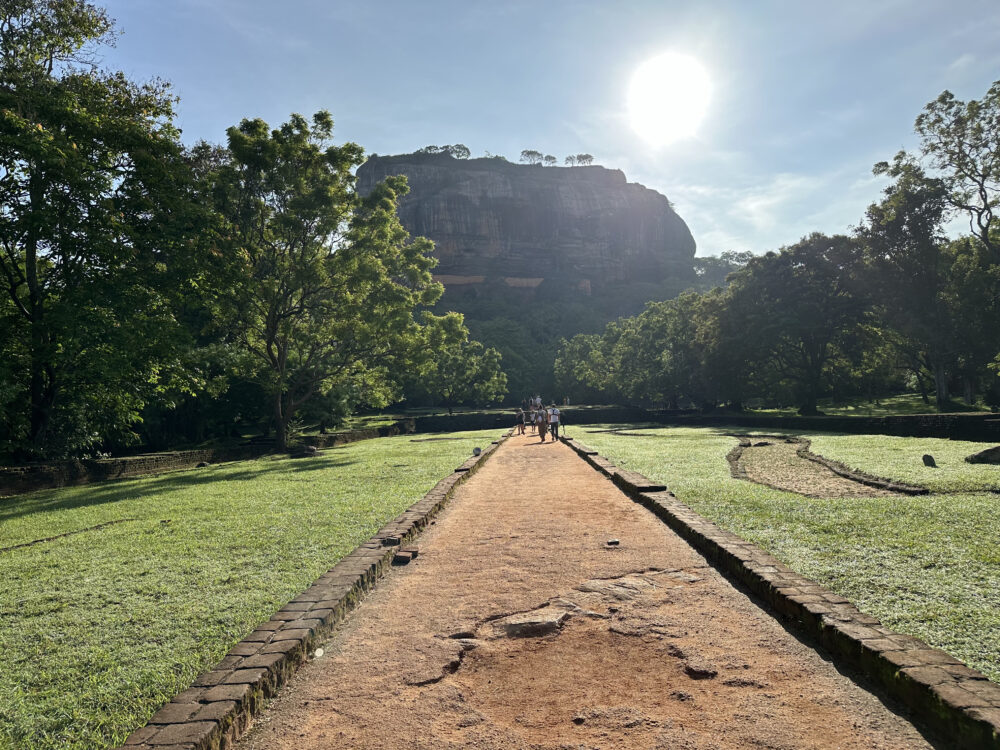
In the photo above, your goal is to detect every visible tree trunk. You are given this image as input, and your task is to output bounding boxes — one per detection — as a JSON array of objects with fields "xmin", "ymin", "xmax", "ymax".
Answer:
[
  {"xmin": 798, "ymin": 373, "xmax": 821, "ymax": 416},
  {"xmin": 914, "ymin": 367, "xmax": 930, "ymax": 404},
  {"xmin": 26, "ymin": 172, "xmax": 51, "ymax": 453},
  {"xmin": 273, "ymin": 392, "xmax": 287, "ymax": 451},
  {"xmin": 798, "ymin": 400, "xmax": 820, "ymax": 416},
  {"xmin": 932, "ymin": 360, "xmax": 949, "ymax": 410},
  {"xmin": 963, "ymin": 375, "xmax": 975, "ymax": 406}
]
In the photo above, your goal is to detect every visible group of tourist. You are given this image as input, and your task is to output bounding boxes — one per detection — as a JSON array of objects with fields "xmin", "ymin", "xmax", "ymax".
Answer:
[{"xmin": 515, "ymin": 396, "xmax": 562, "ymax": 442}]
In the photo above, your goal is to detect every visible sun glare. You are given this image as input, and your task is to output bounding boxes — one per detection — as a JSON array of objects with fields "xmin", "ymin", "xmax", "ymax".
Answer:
[{"xmin": 628, "ymin": 52, "xmax": 711, "ymax": 146}]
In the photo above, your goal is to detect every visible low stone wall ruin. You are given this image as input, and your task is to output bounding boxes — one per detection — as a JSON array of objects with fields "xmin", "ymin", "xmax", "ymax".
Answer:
[{"xmin": 0, "ymin": 421, "xmax": 415, "ymax": 497}]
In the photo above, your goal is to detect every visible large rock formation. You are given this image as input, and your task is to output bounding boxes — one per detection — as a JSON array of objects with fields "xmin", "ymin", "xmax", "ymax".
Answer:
[{"xmin": 356, "ymin": 153, "xmax": 696, "ymax": 296}]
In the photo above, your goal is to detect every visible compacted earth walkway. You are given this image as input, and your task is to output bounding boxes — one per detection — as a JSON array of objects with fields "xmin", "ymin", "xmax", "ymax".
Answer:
[{"xmin": 236, "ymin": 434, "xmax": 933, "ymax": 750}]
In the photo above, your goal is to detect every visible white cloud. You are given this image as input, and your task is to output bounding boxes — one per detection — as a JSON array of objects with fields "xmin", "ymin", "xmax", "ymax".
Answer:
[
  {"xmin": 948, "ymin": 53, "xmax": 976, "ymax": 71},
  {"xmin": 732, "ymin": 173, "xmax": 824, "ymax": 231}
]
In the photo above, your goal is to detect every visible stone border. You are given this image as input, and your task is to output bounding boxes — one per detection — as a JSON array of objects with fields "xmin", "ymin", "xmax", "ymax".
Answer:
[
  {"xmin": 1, "ymin": 421, "xmax": 415, "ymax": 497},
  {"xmin": 794, "ymin": 438, "xmax": 929, "ymax": 495},
  {"xmin": 726, "ymin": 435, "xmax": 929, "ymax": 496},
  {"xmin": 119, "ymin": 431, "xmax": 511, "ymax": 750},
  {"xmin": 562, "ymin": 436, "xmax": 1000, "ymax": 750},
  {"xmin": 415, "ymin": 408, "xmax": 1000, "ymax": 443}
]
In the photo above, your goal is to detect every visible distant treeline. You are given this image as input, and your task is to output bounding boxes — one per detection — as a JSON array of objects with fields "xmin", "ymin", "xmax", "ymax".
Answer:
[
  {"xmin": 556, "ymin": 81, "xmax": 1000, "ymax": 413},
  {"xmin": 407, "ymin": 144, "xmax": 597, "ymax": 167},
  {"xmin": 0, "ymin": 2, "xmax": 505, "ymax": 460}
]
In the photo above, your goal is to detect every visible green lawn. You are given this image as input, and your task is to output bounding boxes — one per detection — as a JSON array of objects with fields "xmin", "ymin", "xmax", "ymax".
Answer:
[
  {"xmin": 807, "ymin": 433, "xmax": 1000, "ymax": 493},
  {"xmin": 577, "ymin": 425, "xmax": 1000, "ymax": 683},
  {"xmin": 0, "ymin": 429, "xmax": 501, "ymax": 750}
]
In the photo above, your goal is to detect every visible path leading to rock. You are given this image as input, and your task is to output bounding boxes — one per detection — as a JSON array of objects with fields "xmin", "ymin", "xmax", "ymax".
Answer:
[
  {"xmin": 738, "ymin": 439, "xmax": 899, "ymax": 498},
  {"xmin": 236, "ymin": 434, "xmax": 932, "ymax": 750}
]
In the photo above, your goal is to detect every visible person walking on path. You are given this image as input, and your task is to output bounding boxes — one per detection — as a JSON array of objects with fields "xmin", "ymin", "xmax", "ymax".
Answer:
[
  {"xmin": 536, "ymin": 408, "xmax": 549, "ymax": 442},
  {"xmin": 515, "ymin": 408, "xmax": 526, "ymax": 435},
  {"xmin": 547, "ymin": 404, "xmax": 560, "ymax": 440}
]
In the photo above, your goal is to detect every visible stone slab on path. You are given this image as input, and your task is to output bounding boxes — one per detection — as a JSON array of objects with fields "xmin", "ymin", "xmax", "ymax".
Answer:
[{"xmin": 233, "ymin": 434, "xmax": 935, "ymax": 750}]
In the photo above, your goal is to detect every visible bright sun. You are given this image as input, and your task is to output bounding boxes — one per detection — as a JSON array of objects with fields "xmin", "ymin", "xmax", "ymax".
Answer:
[{"xmin": 628, "ymin": 52, "xmax": 711, "ymax": 146}]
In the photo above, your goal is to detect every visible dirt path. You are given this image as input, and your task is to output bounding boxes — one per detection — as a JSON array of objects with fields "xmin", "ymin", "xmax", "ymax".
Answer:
[
  {"xmin": 738, "ymin": 439, "xmax": 899, "ymax": 498},
  {"xmin": 236, "ymin": 434, "xmax": 932, "ymax": 749}
]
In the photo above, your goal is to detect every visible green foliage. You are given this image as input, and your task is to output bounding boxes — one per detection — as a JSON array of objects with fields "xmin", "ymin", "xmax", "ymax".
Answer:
[
  {"xmin": 415, "ymin": 143, "xmax": 469, "ymax": 158},
  {"xmin": 0, "ymin": 429, "xmax": 503, "ymax": 749},
  {"xmin": 554, "ymin": 333, "xmax": 608, "ymax": 403},
  {"xmin": 519, "ymin": 149, "xmax": 543, "ymax": 165},
  {"xmin": 0, "ymin": 0, "xmax": 197, "ymax": 458},
  {"xmin": 914, "ymin": 81, "xmax": 1000, "ymax": 260},
  {"xmin": 403, "ymin": 312, "xmax": 507, "ymax": 410},
  {"xmin": 726, "ymin": 234, "xmax": 871, "ymax": 414},
  {"xmin": 205, "ymin": 112, "xmax": 442, "ymax": 449},
  {"xmin": 443, "ymin": 278, "xmax": 661, "ymax": 402},
  {"xmin": 691, "ymin": 250, "xmax": 753, "ymax": 290},
  {"xmin": 558, "ymin": 236, "xmax": 873, "ymax": 413},
  {"xmin": 860, "ymin": 159, "xmax": 1000, "ymax": 407}
]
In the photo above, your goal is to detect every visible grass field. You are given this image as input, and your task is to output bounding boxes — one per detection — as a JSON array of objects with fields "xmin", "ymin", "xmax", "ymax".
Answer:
[
  {"xmin": 807, "ymin": 433, "xmax": 1000, "ymax": 493},
  {"xmin": 0, "ymin": 429, "xmax": 501, "ymax": 750},
  {"xmin": 576, "ymin": 425, "xmax": 1000, "ymax": 683}
]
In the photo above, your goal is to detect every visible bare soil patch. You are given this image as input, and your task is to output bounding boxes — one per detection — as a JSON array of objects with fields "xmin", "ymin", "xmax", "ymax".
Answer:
[
  {"xmin": 735, "ymin": 438, "xmax": 904, "ymax": 498},
  {"xmin": 236, "ymin": 435, "xmax": 932, "ymax": 749}
]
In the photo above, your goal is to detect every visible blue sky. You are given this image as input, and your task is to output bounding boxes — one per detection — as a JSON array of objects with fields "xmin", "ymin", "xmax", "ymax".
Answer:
[{"xmin": 101, "ymin": 0, "xmax": 1000, "ymax": 256}]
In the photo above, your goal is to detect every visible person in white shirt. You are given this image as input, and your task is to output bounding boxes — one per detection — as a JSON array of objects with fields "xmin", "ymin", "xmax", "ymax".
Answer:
[{"xmin": 547, "ymin": 405, "xmax": 560, "ymax": 440}]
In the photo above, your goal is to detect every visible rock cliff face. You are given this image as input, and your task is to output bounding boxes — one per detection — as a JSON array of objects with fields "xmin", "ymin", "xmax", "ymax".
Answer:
[{"xmin": 356, "ymin": 153, "xmax": 696, "ymax": 295}]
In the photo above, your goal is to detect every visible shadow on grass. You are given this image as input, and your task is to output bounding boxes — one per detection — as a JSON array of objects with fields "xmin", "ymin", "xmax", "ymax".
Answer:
[{"xmin": 0, "ymin": 455, "xmax": 359, "ymax": 523}]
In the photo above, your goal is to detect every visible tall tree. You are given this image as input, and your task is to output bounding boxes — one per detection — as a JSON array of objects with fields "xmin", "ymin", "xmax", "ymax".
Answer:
[
  {"xmin": 554, "ymin": 333, "xmax": 607, "ymax": 404},
  {"xmin": 0, "ymin": 0, "xmax": 193, "ymax": 456},
  {"xmin": 406, "ymin": 313, "xmax": 507, "ymax": 412},
  {"xmin": 914, "ymin": 81, "xmax": 1000, "ymax": 260},
  {"xmin": 209, "ymin": 112, "xmax": 442, "ymax": 449},
  {"xmin": 444, "ymin": 143, "xmax": 470, "ymax": 159},
  {"xmin": 859, "ymin": 160, "xmax": 956, "ymax": 407},
  {"xmin": 942, "ymin": 237, "xmax": 1000, "ymax": 404},
  {"xmin": 727, "ymin": 234, "xmax": 870, "ymax": 415},
  {"xmin": 519, "ymin": 149, "xmax": 543, "ymax": 165}
]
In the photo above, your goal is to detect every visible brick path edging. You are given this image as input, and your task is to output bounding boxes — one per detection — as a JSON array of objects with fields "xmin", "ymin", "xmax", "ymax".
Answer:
[
  {"xmin": 119, "ymin": 432, "xmax": 511, "ymax": 750},
  {"xmin": 562, "ymin": 436, "xmax": 1000, "ymax": 750}
]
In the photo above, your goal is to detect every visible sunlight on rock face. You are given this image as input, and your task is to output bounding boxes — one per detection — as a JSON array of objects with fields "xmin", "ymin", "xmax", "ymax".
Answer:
[{"xmin": 628, "ymin": 52, "xmax": 711, "ymax": 145}]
